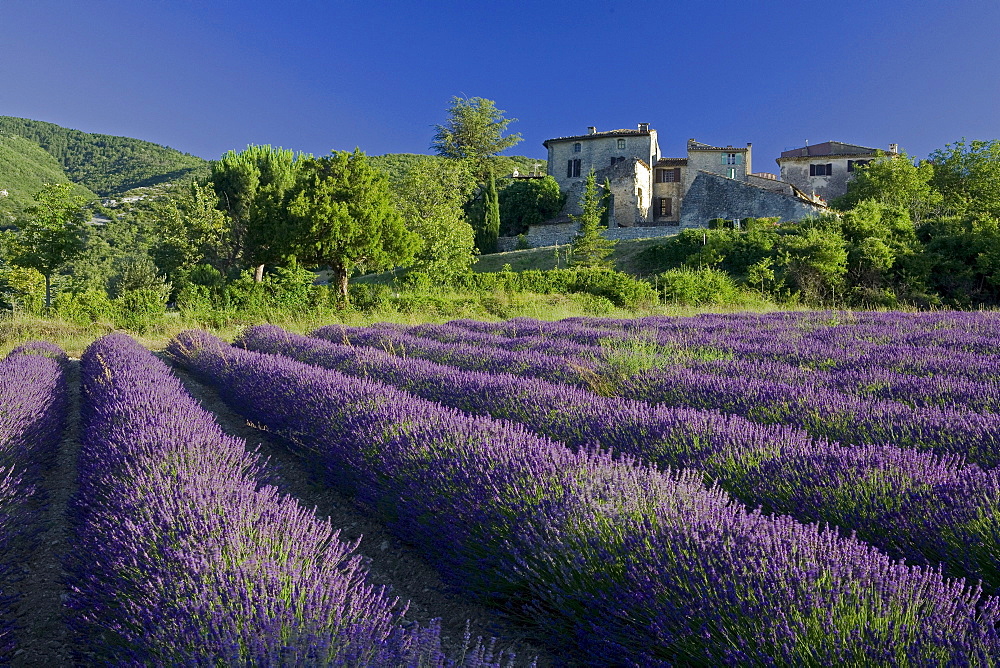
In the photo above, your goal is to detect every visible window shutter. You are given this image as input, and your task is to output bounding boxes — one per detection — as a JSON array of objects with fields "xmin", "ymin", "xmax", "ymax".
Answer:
[
  {"xmin": 827, "ymin": 163, "xmax": 833, "ymax": 175},
  {"xmin": 666, "ymin": 197, "xmax": 672, "ymax": 216},
  {"xmin": 567, "ymin": 160, "xmax": 573, "ymax": 178},
  {"xmin": 810, "ymin": 164, "xmax": 816, "ymax": 176},
  {"xmin": 735, "ymin": 154, "xmax": 742, "ymax": 165}
]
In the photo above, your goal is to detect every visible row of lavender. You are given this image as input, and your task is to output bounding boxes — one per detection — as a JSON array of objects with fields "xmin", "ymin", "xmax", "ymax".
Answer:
[
  {"xmin": 71, "ymin": 334, "xmax": 508, "ymax": 665},
  {"xmin": 0, "ymin": 342, "xmax": 69, "ymax": 659},
  {"xmin": 257, "ymin": 325, "xmax": 1000, "ymax": 592},
  {"xmin": 352, "ymin": 317, "xmax": 1000, "ymax": 469},
  {"xmin": 443, "ymin": 312, "xmax": 1000, "ymax": 384},
  {"xmin": 171, "ymin": 328, "xmax": 1000, "ymax": 665},
  {"xmin": 413, "ymin": 318, "xmax": 1000, "ymax": 406}
]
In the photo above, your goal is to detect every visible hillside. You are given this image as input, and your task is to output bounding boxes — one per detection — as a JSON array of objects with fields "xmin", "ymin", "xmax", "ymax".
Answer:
[
  {"xmin": 0, "ymin": 117, "xmax": 209, "ymax": 196},
  {"xmin": 0, "ymin": 134, "xmax": 97, "ymax": 217}
]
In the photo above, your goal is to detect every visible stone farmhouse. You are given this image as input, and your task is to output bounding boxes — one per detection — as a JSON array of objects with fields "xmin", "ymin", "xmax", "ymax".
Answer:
[
  {"xmin": 777, "ymin": 141, "xmax": 898, "ymax": 202},
  {"xmin": 499, "ymin": 123, "xmax": 891, "ymax": 250}
]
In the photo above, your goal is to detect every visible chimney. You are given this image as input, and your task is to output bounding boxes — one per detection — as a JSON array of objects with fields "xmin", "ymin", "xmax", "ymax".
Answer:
[
  {"xmin": 889, "ymin": 143, "xmax": 899, "ymax": 154},
  {"xmin": 638, "ymin": 122, "xmax": 649, "ymax": 133},
  {"xmin": 587, "ymin": 126, "xmax": 597, "ymax": 134}
]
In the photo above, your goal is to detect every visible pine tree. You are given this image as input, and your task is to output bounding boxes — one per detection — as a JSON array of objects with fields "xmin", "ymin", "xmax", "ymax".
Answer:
[{"xmin": 570, "ymin": 169, "xmax": 615, "ymax": 268}]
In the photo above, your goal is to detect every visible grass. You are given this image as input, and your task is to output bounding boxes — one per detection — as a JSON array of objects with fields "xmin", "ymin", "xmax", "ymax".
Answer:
[
  {"xmin": 353, "ymin": 237, "xmax": 678, "ymax": 286},
  {"xmin": 0, "ymin": 289, "xmax": 794, "ymax": 358},
  {"xmin": 471, "ymin": 237, "xmax": 675, "ymax": 275}
]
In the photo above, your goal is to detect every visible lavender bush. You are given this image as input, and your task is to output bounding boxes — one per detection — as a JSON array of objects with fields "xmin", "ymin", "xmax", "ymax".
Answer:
[
  {"xmin": 171, "ymin": 328, "xmax": 1000, "ymax": 665},
  {"xmin": 71, "ymin": 333, "xmax": 509, "ymax": 666}
]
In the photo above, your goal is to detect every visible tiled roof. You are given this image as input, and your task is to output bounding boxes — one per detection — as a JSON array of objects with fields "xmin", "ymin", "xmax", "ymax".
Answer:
[
  {"xmin": 543, "ymin": 128, "xmax": 651, "ymax": 147},
  {"xmin": 779, "ymin": 141, "xmax": 881, "ymax": 158},
  {"xmin": 656, "ymin": 157, "xmax": 688, "ymax": 165},
  {"xmin": 687, "ymin": 139, "xmax": 748, "ymax": 152}
]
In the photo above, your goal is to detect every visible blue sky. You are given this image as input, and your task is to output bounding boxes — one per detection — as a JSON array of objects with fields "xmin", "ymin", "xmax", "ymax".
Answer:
[{"xmin": 1, "ymin": 0, "xmax": 998, "ymax": 171}]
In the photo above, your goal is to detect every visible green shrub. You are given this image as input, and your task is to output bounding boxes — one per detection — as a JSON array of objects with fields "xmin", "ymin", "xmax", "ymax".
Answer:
[
  {"xmin": 459, "ymin": 267, "xmax": 657, "ymax": 308},
  {"xmin": 113, "ymin": 288, "xmax": 166, "ymax": 332},
  {"xmin": 54, "ymin": 289, "xmax": 114, "ymax": 325},
  {"xmin": 656, "ymin": 266, "xmax": 740, "ymax": 305}
]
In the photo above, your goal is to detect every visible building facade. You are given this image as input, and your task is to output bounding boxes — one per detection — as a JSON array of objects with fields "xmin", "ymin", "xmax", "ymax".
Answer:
[
  {"xmin": 777, "ymin": 141, "xmax": 898, "ymax": 203},
  {"xmin": 542, "ymin": 125, "xmax": 820, "ymax": 233}
]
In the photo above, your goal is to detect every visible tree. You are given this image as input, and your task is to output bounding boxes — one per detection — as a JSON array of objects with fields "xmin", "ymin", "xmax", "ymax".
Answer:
[
  {"xmin": 475, "ymin": 173, "xmax": 501, "ymax": 254},
  {"xmin": 930, "ymin": 139, "xmax": 1000, "ymax": 219},
  {"xmin": 3, "ymin": 183, "xmax": 89, "ymax": 310},
  {"xmin": 431, "ymin": 96, "xmax": 523, "ymax": 180},
  {"xmin": 288, "ymin": 150, "xmax": 417, "ymax": 301},
  {"xmin": 211, "ymin": 145, "xmax": 299, "ymax": 281},
  {"xmin": 146, "ymin": 182, "xmax": 229, "ymax": 280},
  {"xmin": 397, "ymin": 158, "xmax": 477, "ymax": 283},
  {"xmin": 570, "ymin": 169, "xmax": 616, "ymax": 268},
  {"xmin": 777, "ymin": 226, "xmax": 848, "ymax": 304},
  {"xmin": 498, "ymin": 176, "xmax": 565, "ymax": 237},
  {"xmin": 832, "ymin": 151, "xmax": 942, "ymax": 223}
]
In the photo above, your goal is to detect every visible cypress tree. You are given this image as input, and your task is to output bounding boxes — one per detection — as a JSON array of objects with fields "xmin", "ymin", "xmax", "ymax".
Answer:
[{"xmin": 475, "ymin": 173, "xmax": 501, "ymax": 254}]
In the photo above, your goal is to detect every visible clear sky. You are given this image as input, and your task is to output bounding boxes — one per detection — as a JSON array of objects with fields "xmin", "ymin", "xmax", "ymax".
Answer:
[{"xmin": 1, "ymin": 0, "xmax": 998, "ymax": 171}]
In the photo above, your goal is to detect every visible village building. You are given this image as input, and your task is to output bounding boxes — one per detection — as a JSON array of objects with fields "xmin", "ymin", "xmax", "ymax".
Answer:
[
  {"xmin": 777, "ymin": 141, "xmax": 898, "ymax": 203},
  {"xmin": 524, "ymin": 125, "xmax": 825, "ymax": 250}
]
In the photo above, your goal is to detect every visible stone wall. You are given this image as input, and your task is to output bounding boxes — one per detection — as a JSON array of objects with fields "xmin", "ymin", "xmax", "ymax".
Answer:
[{"xmin": 678, "ymin": 171, "xmax": 823, "ymax": 228}]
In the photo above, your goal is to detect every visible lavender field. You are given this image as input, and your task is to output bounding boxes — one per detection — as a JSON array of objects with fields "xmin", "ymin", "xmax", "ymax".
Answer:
[{"xmin": 3, "ymin": 310, "xmax": 1000, "ymax": 665}]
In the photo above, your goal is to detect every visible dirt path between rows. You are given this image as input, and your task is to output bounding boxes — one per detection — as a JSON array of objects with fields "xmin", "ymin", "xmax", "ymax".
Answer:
[
  {"xmin": 168, "ymin": 361, "xmax": 553, "ymax": 666},
  {"xmin": 9, "ymin": 360, "xmax": 79, "ymax": 666}
]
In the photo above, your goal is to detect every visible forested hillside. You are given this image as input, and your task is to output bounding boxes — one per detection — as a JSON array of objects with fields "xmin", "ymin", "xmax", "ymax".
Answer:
[
  {"xmin": 0, "ymin": 117, "xmax": 209, "ymax": 196},
  {"xmin": 0, "ymin": 134, "xmax": 96, "ymax": 217}
]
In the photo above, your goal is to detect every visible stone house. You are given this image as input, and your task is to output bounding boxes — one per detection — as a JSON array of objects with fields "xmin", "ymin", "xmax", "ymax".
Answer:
[
  {"xmin": 542, "ymin": 125, "xmax": 823, "ymax": 232},
  {"xmin": 777, "ymin": 141, "xmax": 898, "ymax": 203}
]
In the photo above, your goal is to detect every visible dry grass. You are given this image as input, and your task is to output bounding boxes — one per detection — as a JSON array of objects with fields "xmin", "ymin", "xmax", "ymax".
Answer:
[{"xmin": 0, "ymin": 295, "xmax": 796, "ymax": 357}]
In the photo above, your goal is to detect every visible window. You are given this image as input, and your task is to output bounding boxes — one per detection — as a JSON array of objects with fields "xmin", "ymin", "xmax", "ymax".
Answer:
[
  {"xmin": 617, "ymin": 138, "xmax": 626, "ymax": 149},
  {"xmin": 573, "ymin": 142, "xmax": 581, "ymax": 153},
  {"xmin": 566, "ymin": 159, "xmax": 581, "ymax": 178},
  {"xmin": 724, "ymin": 152, "xmax": 740, "ymax": 165},
  {"xmin": 637, "ymin": 188, "xmax": 643, "ymax": 208},
  {"xmin": 655, "ymin": 168, "xmax": 681, "ymax": 183},
  {"xmin": 610, "ymin": 156, "xmax": 626, "ymax": 167},
  {"xmin": 658, "ymin": 197, "xmax": 672, "ymax": 217},
  {"xmin": 847, "ymin": 159, "xmax": 871, "ymax": 172},
  {"xmin": 810, "ymin": 163, "xmax": 833, "ymax": 176}
]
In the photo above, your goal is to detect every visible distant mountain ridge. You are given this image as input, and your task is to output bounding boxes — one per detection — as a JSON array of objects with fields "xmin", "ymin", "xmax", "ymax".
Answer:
[
  {"xmin": 0, "ymin": 117, "xmax": 548, "ymax": 213},
  {"xmin": 0, "ymin": 116, "xmax": 209, "ymax": 197}
]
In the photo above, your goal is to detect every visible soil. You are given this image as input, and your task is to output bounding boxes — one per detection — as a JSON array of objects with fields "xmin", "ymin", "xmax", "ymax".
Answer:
[
  {"xmin": 3, "ymin": 357, "xmax": 553, "ymax": 666},
  {"xmin": 8, "ymin": 360, "xmax": 80, "ymax": 666}
]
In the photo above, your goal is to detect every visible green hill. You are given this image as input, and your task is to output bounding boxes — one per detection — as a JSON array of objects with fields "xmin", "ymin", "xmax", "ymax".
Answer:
[
  {"xmin": 0, "ymin": 133, "xmax": 97, "ymax": 218},
  {"xmin": 0, "ymin": 116, "xmax": 209, "ymax": 196}
]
